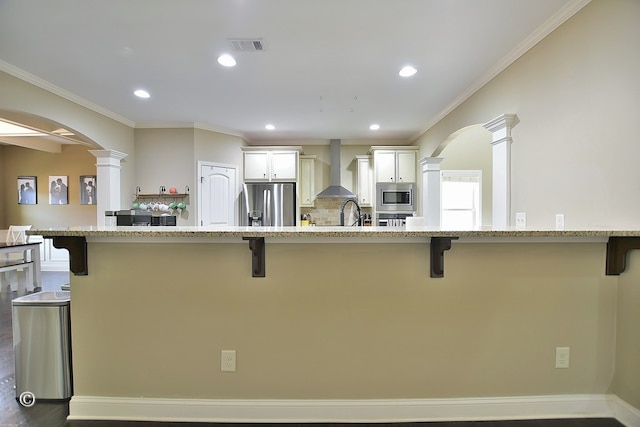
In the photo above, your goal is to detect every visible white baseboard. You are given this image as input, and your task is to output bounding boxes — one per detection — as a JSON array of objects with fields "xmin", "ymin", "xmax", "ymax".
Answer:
[
  {"xmin": 612, "ymin": 395, "xmax": 640, "ymax": 427},
  {"xmin": 67, "ymin": 394, "xmax": 638, "ymax": 425},
  {"xmin": 41, "ymin": 265, "xmax": 70, "ymax": 272}
]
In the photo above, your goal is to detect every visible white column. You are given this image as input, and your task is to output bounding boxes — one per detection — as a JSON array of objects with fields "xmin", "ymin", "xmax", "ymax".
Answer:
[
  {"xmin": 483, "ymin": 114, "xmax": 519, "ymax": 229},
  {"xmin": 419, "ymin": 157, "xmax": 444, "ymax": 227},
  {"xmin": 89, "ymin": 150, "xmax": 128, "ymax": 225}
]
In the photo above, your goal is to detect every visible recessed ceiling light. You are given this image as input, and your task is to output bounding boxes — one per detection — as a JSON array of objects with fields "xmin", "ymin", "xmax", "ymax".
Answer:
[
  {"xmin": 217, "ymin": 54, "xmax": 237, "ymax": 67},
  {"xmin": 265, "ymin": 124, "xmax": 275, "ymax": 130},
  {"xmin": 369, "ymin": 124, "xmax": 380, "ymax": 130},
  {"xmin": 399, "ymin": 65, "xmax": 417, "ymax": 77},
  {"xmin": 134, "ymin": 89, "xmax": 150, "ymax": 99}
]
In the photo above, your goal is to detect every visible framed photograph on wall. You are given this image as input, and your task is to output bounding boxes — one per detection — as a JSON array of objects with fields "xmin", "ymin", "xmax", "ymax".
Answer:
[
  {"xmin": 80, "ymin": 175, "xmax": 97, "ymax": 205},
  {"xmin": 17, "ymin": 176, "xmax": 37, "ymax": 205},
  {"xmin": 49, "ymin": 175, "xmax": 69, "ymax": 205}
]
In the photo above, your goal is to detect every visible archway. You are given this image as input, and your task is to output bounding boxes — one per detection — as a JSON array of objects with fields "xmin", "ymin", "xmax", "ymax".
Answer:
[
  {"xmin": 425, "ymin": 114, "xmax": 519, "ymax": 228},
  {"xmin": 433, "ymin": 124, "xmax": 492, "ymax": 227},
  {"xmin": 0, "ymin": 109, "xmax": 103, "ymax": 151},
  {"xmin": 1, "ymin": 110, "xmax": 126, "ymax": 226}
]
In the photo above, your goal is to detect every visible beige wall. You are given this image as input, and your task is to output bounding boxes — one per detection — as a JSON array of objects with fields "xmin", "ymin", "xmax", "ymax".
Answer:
[
  {"xmin": 134, "ymin": 128, "xmax": 195, "ymax": 196},
  {"xmin": 133, "ymin": 128, "xmax": 196, "ymax": 225},
  {"xmin": 414, "ymin": 0, "xmax": 640, "ymax": 230},
  {"xmin": 409, "ymin": 0, "xmax": 640, "ymax": 409},
  {"xmin": 194, "ymin": 128, "xmax": 245, "ymax": 167},
  {"xmin": 1, "ymin": 144, "xmax": 97, "ymax": 228},
  {"xmin": 71, "ymin": 240, "xmax": 616, "ymax": 400},
  {"xmin": 615, "ymin": 251, "xmax": 640, "ymax": 409}
]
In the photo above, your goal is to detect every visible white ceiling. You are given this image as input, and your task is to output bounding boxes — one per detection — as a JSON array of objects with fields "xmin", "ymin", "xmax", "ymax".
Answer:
[{"xmin": 0, "ymin": 0, "xmax": 587, "ymax": 144}]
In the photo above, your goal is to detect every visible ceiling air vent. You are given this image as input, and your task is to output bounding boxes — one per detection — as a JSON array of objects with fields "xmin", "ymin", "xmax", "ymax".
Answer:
[{"xmin": 228, "ymin": 38, "xmax": 265, "ymax": 52}]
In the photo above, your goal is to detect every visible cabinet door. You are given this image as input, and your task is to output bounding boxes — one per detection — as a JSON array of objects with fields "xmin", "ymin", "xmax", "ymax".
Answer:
[
  {"xmin": 271, "ymin": 151, "xmax": 298, "ymax": 181},
  {"xmin": 374, "ymin": 151, "xmax": 396, "ymax": 183},
  {"xmin": 244, "ymin": 152, "xmax": 269, "ymax": 181},
  {"xmin": 356, "ymin": 157, "xmax": 373, "ymax": 207},
  {"xmin": 299, "ymin": 157, "xmax": 315, "ymax": 207},
  {"xmin": 396, "ymin": 151, "xmax": 416, "ymax": 182}
]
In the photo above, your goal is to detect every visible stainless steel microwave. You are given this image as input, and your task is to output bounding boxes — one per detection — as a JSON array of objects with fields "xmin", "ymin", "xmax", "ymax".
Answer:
[{"xmin": 376, "ymin": 183, "xmax": 415, "ymax": 212}]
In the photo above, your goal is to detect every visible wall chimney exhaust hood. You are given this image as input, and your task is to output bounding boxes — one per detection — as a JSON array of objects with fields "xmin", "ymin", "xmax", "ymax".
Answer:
[{"xmin": 316, "ymin": 139, "xmax": 356, "ymax": 199}]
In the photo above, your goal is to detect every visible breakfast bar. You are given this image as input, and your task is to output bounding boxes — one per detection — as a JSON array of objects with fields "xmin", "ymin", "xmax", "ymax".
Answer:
[
  {"xmin": 38, "ymin": 226, "xmax": 640, "ymax": 278},
  {"xmin": 28, "ymin": 226, "xmax": 640, "ymax": 423}
]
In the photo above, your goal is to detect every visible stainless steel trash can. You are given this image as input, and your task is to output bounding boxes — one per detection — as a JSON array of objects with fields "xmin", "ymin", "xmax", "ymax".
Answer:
[{"xmin": 12, "ymin": 291, "xmax": 72, "ymax": 402}]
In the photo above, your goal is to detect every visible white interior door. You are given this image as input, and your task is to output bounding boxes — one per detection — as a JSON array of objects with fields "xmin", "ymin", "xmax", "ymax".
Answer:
[{"xmin": 199, "ymin": 162, "xmax": 237, "ymax": 226}]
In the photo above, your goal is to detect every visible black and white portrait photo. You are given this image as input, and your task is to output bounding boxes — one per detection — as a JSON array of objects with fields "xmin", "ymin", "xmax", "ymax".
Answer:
[
  {"xmin": 80, "ymin": 175, "xmax": 97, "ymax": 205},
  {"xmin": 17, "ymin": 176, "xmax": 37, "ymax": 205},
  {"xmin": 49, "ymin": 175, "xmax": 68, "ymax": 205}
]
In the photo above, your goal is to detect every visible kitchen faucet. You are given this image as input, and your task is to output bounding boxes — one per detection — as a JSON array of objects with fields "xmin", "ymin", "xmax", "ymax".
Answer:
[{"xmin": 339, "ymin": 198, "xmax": 362, "ymax": 226}]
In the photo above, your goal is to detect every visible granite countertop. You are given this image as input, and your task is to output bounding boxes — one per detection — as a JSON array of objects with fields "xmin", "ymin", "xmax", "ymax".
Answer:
[{"xmin": 27, "ymin": 225, "xmax": 640, "ymax": 238}]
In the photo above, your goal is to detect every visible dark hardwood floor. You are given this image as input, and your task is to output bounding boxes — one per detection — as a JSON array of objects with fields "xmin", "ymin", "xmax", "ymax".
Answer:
[{"xmin": 0, "ymin": 271, "xmax": 625, "ymax": 427}]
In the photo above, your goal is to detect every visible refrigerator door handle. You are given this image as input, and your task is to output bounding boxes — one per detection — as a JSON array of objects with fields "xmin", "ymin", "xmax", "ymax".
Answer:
[{"xmin": 264, "ymin": 189, "xmax": 271, "ymax": 226}]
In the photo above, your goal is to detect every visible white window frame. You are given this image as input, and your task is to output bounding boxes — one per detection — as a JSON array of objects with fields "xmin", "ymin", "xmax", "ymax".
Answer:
[{"xmin": 440, "ymin": 170, "xmax": 482, "ymax": 230}]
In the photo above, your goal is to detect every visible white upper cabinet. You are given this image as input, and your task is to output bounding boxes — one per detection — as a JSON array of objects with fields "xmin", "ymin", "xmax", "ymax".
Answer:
[
  {"xmin": 396, "ymin": 151, "xmax": 416, "ymax": 183},
  {"xmin": 271, "ymin": 151, "xmax": 298, "ymax": 181},
  {"xmin": 372, "ymin": 148, "xmax": 417, "ymax": 183},
  {"xmin": 355, "ymin": 155, "xmax": 373, "ymax": 207},
  {"xmin": 243, "ymin": 152, "xmax": 270, "ymax": 181},
  {"xmin": 243, "ymin": 148, "xmax": 299, "ymax": 182},
  {"xmin": 374, "ymin": 151, "xmax": 397, "ymax": 183},
  {"xmin": 299, "ymin": 155, "xmax": 316, "ymax": 207}
]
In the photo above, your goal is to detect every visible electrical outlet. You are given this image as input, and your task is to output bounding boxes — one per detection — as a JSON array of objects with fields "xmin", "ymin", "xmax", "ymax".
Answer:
[
  {"xmin": 555, "ymin": 214, "xmax": 565, "ymax": 230},
  {"xmin": 515, "ymin": 212, "xmax": 526, "ymax": 230},
  {"xmin": 221, "ymin": 350, "xmax": 236, "ymax": 372},
  {"xmin": 555, "ymin": 347, "xmax": 570, "ymax": 369}
]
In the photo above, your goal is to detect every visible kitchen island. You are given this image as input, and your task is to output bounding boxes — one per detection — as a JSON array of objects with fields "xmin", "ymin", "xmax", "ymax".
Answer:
[{"xmin": 28, "ymin": 226, "xmax": 640, "ymax": 424}]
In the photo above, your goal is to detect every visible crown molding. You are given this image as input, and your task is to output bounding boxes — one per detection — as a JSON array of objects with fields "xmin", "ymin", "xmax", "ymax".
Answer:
[
  {"xmin": 411, "ymin": 0, "xmax": 592, "ymax": 142},
  {"xmin": 0, "ymin": 60, "xmax": 134, "ymax": 128}
]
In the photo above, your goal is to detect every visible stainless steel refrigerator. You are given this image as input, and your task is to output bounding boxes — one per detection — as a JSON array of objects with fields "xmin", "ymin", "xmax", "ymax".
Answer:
[{"xmin": 241, "ymin": 182, "xmax": 296, "ymax": 226}]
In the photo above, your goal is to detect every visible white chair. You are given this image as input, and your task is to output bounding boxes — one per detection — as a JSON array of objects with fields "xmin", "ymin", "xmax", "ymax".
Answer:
[
  {"xmin": 7, "ymin": 225, "xmax": 31, "ymax": 244},
  {"xmin": 1, "ymin": 225, "xmax": 34, "ymax": 292},
  {"xmin": 0, "ymin": 259, "xmax": 34, "ymax": 292}
]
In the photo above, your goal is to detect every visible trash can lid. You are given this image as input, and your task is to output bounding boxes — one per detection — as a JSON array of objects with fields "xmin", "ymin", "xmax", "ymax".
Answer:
[{"xmin": 12, "ymin": 291, "xmax": 70, "ymax": 306}]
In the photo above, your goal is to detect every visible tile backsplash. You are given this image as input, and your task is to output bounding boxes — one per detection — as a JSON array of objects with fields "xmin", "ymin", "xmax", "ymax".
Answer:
[{"xmin": 301, "ymin": 198, "xmax": 372, "ymax": 226}]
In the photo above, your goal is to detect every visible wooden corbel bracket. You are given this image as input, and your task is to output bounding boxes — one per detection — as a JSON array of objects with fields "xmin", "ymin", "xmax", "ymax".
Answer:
[
  {"xmin": 430, "ymin": 236, "xmax": 459, "ymax": 278},
  {"xmin": 243, "ymin": 237, "xmax": 265, "ymax": 277},
  {"xmin": 52, "ymin": 236, "xmax": 88, "ymax": 275},
  {"xmin": 606, "ymin": 236, "xmax": 640, "ymax": 275}
]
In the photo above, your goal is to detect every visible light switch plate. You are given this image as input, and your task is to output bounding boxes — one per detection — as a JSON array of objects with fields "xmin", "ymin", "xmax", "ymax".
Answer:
[{"xmin": 515, "ymin": 212, "xmax": 526, "ymax": 230}]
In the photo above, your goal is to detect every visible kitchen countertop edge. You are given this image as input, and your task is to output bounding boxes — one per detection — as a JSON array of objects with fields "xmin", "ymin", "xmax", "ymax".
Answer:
[{"xmin": 26, "ymin": 226, "xmax": 640, "ymax": 239}]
